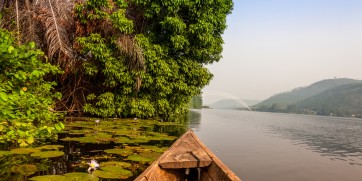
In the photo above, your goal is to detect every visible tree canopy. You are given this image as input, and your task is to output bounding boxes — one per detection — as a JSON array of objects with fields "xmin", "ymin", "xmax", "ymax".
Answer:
[{"xmin": 1, "ymin": 0, "xmax": 233, "ymax": 120}]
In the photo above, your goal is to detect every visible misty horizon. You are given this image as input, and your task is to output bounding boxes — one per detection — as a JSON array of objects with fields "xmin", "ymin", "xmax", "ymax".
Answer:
[{"xmin": 203, "ymin": 0, "xmax": 362, "ymax": 102}]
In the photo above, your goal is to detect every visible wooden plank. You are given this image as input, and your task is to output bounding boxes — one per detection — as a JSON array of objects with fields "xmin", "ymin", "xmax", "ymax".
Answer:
[
  {"xmin": 189, "ymin": 131, "xmax": 242, "ymax": 181},
  {"xmin": 159, "ymin": 131, "xmax": 212, "ymax": 169}
]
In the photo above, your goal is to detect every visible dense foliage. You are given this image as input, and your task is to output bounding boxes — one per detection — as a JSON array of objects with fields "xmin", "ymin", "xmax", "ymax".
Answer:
[
  {"xmin": 0, "ymin": 29, "xmax": 64, "ymax": 148},
  {"xmin": 76, "ymin": 0, "xmax": 233, "ymax": 119},
  {"xmin": 0, "ymin": 0, "xmax": 233, "ymax": 120}
]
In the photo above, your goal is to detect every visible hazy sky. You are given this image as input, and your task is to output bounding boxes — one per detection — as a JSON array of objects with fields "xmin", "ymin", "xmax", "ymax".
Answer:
[{"xmin": 203, "ymin": 0, "xmax": 362, "ymax": 102}]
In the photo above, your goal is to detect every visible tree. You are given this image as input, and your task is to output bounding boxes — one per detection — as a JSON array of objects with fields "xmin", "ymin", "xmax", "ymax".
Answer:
[
  {"xmin": 0, "ymin": 28, "xmax": 64, "ymax": 148},
  {"xmin": 1, "ymin": 0, "xmax": 233, "ymax": 120}
]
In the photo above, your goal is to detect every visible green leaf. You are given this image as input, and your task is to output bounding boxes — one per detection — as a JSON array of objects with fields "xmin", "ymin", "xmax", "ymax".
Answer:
[
  {"xmin": 26, "ymin": 136, "xmax": 35, "ymax": 144},
  {"xmin": 54, "ymin": 124, "xmax": 61, "ymax": 131},
  {"xmin": 0, "ymin": 92, "xmax": 8, "ymax": 101},
  {"xmin": 8, "ymin": 46, "xmax": 14, "ymax": 53},
  {"xmin": 59, "ymin": 122, "xmax": 65, "ymax": 129}
]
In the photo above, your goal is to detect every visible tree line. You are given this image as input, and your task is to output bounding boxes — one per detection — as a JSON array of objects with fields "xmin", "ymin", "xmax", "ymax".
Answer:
[{"xmin": 0, "ymin": 0, "xmax": 232, "ymax": 147}]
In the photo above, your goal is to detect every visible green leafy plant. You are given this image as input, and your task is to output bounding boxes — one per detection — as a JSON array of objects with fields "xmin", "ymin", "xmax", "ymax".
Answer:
[{"xmin": 0, "ymin": 29, "xmax": 64, "ymax": 148}]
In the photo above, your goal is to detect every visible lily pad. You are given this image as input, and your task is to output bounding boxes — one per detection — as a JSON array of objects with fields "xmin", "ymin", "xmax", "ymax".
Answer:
[
  {"xmin": 36, "ymin": 145, "xmax": 64, "ymax": 150},
  {"xmin": 11, "ymin": 148, "xmax": 41, "ymax": 154},
  {"xmin": 101, "ymin": 166, "xmax": 133, "ymax": 178},
  {"xmin": 92, "ymin": 170, "xmax": 121, "ymax": 179},
  {"xmin": 0, "ymin": 151, "xmax": 13, "ymax": 157},
  {"xmin": 128, "ymin": 135, "xmax": 149, "ymax": 143},
  {"xmin": 104, "ymin": 149, "xmax": 133, "ymax": 156},
  {"xmin": 113, "ymin": 136, "xmax": 131, "ymax": 144},
  {"xmin": 139, "ymin": 152, "xmax": 162, "ymax": 160},
  {"xmin": 11, "ymin": 164, "xmax": 38, "ymax": 176},
  {"xmin": 147, "ymin": 132, "xmax": 177, "ymax": 141},
  {"xmin": 63, "ymin": 172, "xmax": 99, "ymax": 181},
  {"xmin": 92, "ymin": 168, "xmax": 132, "ymax": 179},
  {"xmin": 140, "ymin": 145, "xmax": 168, "ymax": 153},
  {"xmin": 29, "ymin": 175, "xmax": 67, "ymax": 181},
  {"xmin": 100, "ymin": 161, "xmax": 132, "ymax": 168},
  {"xmin": 31, "ymin": 151, "xmax": 64, "ymax": 158},
  {"xmin": 127, "ymin": 154, "xmax": 154, "ymax": 163}
]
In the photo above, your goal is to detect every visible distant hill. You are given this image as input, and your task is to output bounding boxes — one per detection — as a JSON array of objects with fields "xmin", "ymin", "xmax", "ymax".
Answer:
[
  {"xmin": 254, "ymin": 78, "xmax": 362, "ymax": 108},
  {"xmin": 254, "ymin": 78, "xmax": 362, "ymax": 118},
  {"xmin": 296, "ymin": 83, "xmax": 362, "ymax": 116},
  {"xmin": 209, "ymin": 99, "xmax": 261, "ymax": 110}
]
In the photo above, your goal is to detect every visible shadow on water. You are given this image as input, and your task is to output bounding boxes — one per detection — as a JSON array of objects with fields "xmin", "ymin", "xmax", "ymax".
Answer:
[
  {"xmin": 265, "ymin": 115, "xmax": 362, "ymax": 166},
  {"xmin": 187, "ymin": 110, "xmax": 202, "ymax": 131},
  {"xmin": 0, "ymin": 117, "xmax": 188, "ymax": 181}
]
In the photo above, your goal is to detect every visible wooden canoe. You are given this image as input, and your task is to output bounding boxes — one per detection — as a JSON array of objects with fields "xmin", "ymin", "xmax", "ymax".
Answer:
[{"xmin": 135, "ymin": 130, "xmax": 241, "ymax": 181}]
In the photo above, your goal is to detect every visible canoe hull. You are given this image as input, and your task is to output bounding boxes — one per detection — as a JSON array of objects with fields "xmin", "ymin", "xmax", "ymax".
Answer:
[{"xmin": 135, "ymin": 130, "xmax": 241, "ymax": 181}]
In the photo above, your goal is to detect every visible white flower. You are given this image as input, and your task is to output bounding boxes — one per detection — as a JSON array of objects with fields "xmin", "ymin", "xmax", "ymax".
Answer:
[
  {"xmin": 87, "ymin": 159, "xmax": 99, "ymax": 173},
  {"xmin": 95, "ymin": 119, "xmax": 100, "ymax": 124}
]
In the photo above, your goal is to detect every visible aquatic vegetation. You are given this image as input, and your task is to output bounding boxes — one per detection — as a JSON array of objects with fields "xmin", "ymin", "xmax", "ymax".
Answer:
[
  {"xmin": 127, "ymin": 154, "xmax": 154, "ymax": 164},
  {"xmin": 87, "ymin": 159, "xmax": 100, "ymax": 173},
  {"xmin": 30, "ymin": 173, "xmax": 99, "ymax": 181},
  {"xmin": 36, "ymin": 145, "xmax": 64, "ymax": 150},
  {"xmin": 11, "ymin": 164, "xmax": 38, "ymax": 176},
  {"xmin": 29, "ymin": 175, "xmax": 67, "ymax": 181},
  {"xmin": 30, "ymin": 151, "xmax": 64, "ymax": 158},
  {"xmin": 92, "ymin": 167, "xmax": 133, "ymax": 179},
  {"xmin": 104, "ymin": 149, "xmax": 133, "ymax": 157},
  {"xmin": 113, "ymin": 136, "xmax": 131, "ymax": 144},
  {"xmin": 63, "ymin": 172, "xmax": 99, "ymax": 181},
  {"xmin": 11, "ymin": 148, "xmax": 41, "ymax": 154},
  {"xmin": 1, "ymin": 116, "xmax": 186, "ymax": 180},
  {"xmin": 140, "ymin": 145, "xmax": 168, "ymax": 153},
  {"xmin": 0, "ymin": 151, "xmax": 13, "ymax": 157},
  {"xmin": 99, "ymin": 161, "xmax": 132, "ymax": 168}
]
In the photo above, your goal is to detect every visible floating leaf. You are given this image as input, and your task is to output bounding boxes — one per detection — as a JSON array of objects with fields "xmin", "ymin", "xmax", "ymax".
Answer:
[
  {"xmin": 0, "ymin": 151, "xmax": 13, "ymax": 157},
  {"xmin": 104, "ymin": 149, "xmax": 133, "ymax": 156},
  {"xmin": 31, "ymin": 151, "xmax": 64, "ymax": 158},
  {"xmin": 127, "ymin": 154, "xmax": 154, "ymax": 163},
  {"xmin": 29, "ymin": 175, "xmax": 67, "ymax": 181},
  {"xmin": 92, "ymin": 168, "xmax": 132, "ymax": 179},
  {"xmin": 92, "ymin": 170, "xmax": 121, "ymax": 179},
  {"xmin": 147, "ymin": 132, "xmax": 177, "ymax": 141},
  {"xmin": 139, "ymin": 152, "xmax": 162, "ymax": 161},
  {"xmin": 100, "ymin": 161, "xmax": 131, "ymax": 168},
  {"xmin": 11, "ymin": 164, "xmax": 37, "ymax": 176},
  {"xmin": 101, "ymin": 166, "xmax": 133, "ymax": 178},
  {"xmin": 140, "ymin": 145, "xmax": 168, "ymax": 153},
  {"xmin": 11, "ymin": 148, "xmax": 40, "ymax": 154},
  {"xmin": 36, "ymin": 145, "xmax": 64, "ymax": 150},
  {"xmin": 113, "ymin": 136, "xmax": 131, "ymax": 144},
  {"xmin": 63, "ymin": 172, "xmax": 99, "ymax": 181}
]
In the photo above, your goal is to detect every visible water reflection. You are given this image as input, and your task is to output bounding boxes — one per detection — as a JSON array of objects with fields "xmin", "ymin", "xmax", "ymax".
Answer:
[
  {"xmin": 186, "ymin": 110, "xmax": 362, "ymax": 181},
  {"xmin": 266, "ymin": 115, "xmax": 362, "ymax": 166},
  {"xmin": 187, "ymin": 110, "xmax": 202, "ymax": 131}
]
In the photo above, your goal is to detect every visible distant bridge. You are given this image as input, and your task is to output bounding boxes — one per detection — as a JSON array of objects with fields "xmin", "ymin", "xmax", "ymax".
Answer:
[{"xmin": 202, "ymin": 91, "xmax": 252, "ymax": 111}]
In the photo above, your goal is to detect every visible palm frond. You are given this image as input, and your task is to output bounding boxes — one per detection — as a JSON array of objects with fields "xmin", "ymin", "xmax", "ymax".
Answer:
[
  {"xmin": 36, "ymin": 0, "xmax": 74, "ymax": 70},
  {"xmin": 20, "ymin": 0, "xmax": 38, "ymax": 44},
  {"xmin": 116, "ymin": 34, "xmax": 145, "ymax": 91},
  {"xmin": 116, "ymin": 34, "xmax": 145, "ymax": 71}
]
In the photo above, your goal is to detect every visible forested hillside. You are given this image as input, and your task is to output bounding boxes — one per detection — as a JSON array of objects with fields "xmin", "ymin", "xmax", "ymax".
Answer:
[
  {"xmin": 254, "ymin": 78, "xmax": 362, "ymax": 118},
  {"xmin": 255, "ymin": 78, "xmax": 362, "ymax": 108},
  {"xmin": 296, "ymin": 83, "xmax": 362, "ymax": 117}
]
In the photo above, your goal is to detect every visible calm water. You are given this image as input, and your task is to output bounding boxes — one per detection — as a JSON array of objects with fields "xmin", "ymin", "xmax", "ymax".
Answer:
[{"xmin": 188, "ymin": 109, "xmax": 362, "ymax": 181}]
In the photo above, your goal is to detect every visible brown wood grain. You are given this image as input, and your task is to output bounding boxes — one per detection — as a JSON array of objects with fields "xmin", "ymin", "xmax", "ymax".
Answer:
[{"xmin": 134, "ymin": 130, "xmax": 242, "ymax": 181}]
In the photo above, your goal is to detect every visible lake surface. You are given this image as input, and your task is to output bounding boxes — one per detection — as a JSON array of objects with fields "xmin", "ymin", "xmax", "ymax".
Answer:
[{"xmin": 188, "ymin": 109, "xmax": 362, "ymax": 181}]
